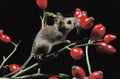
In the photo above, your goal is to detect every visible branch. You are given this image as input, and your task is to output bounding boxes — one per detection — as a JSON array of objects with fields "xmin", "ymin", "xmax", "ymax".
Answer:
[
  {"xmin": 1, "ymin": 73, "xmax": 69, "ymax": 79},
  {"xmin": 0, "ymin": 41, "xmax": 21, "ymax": 70},
  {"xmin": 11, "ymin": 41, "xmax": 97, "ymax": 77}
]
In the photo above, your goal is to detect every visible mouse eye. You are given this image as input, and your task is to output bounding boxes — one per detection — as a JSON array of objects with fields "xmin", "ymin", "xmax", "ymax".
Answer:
[{"xmin": 67, "ymin": 20, "xmax": 72, "ymax": 24}]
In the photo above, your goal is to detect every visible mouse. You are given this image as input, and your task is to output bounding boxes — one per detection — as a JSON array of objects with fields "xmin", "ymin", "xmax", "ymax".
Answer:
[{"xmin": 4, "ymin": 12, "xmax": 80, "ymax": 77}]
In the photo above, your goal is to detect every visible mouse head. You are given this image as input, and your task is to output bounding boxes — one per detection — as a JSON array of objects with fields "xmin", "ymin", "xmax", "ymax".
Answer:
[{"xmin": 54, "ymin": 12, "xmax": 80, "ymax": 30}]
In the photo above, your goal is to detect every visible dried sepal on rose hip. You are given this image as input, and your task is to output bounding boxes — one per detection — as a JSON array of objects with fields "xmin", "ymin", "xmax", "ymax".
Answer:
[
  {"xmin": 104, "ymin": 34, "xmax": 116, "ymax": 43},
  {"xmin": 70, "ymin": 47, "xmax": 84, "ymax": 60},
  {"xmin": 90, "ymin": 23, "xmax": 106, "ymax": 40},
  {"xmin": 36, "ymin": 0, "xmax": 48, "ymax": 10},
  {"xmin": 88, "ymin": 71, "xmax": 103, "ymax": 79},
  {"xmin": 0, "ymin": 34, "xmax": 11, "ymax": 43},
  {"xmin": 9, "ymin": 64, "xmax": 20, "ymax": 72},
  {"xmin": 72, "ymin": 65, "xmax": 85, "ymax": 79},
  {"xmin": 96, "ymin": 42, "xmax": 116, "ymax": 54}
]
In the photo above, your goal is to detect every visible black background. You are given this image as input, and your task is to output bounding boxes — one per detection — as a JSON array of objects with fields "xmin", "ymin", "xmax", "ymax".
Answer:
[{"xmin": 0, "ymin": 0, "xmax": 120, "ymax": 79}]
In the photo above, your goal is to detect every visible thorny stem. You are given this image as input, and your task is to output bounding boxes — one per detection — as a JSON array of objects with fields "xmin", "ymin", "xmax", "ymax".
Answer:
[
  {"xmin": 0, "ymin": 41, "xmax": 21, "ymax": 70},
  {"xmin": 85, "ymin": 39, "xmax": 92, "ymax": 74}
]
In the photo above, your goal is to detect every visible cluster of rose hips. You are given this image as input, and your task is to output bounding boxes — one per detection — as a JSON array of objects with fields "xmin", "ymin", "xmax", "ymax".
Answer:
[
  {"xmin": 66, "ymin": 8, "xmax": 117, "ymax": 79},
  {"xmin": 71, "ymin": 8, "xmax": 116, "ymax": 56},
  {"xmin": 73, "ymin": 8, "xmax": 94, "ymax": 30},
  {"xmin": 0, "ymin": 29, "xmax": 11, "ymax": 43}
]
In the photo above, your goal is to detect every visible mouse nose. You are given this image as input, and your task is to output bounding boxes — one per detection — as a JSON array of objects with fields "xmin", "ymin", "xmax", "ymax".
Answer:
[{"xmin": 74, "ymin": 18, "xmax": 80, "ymax": 27}]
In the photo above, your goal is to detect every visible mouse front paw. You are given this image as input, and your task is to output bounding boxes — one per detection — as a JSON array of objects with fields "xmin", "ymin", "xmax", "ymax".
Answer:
[{"xmin": 34, "ymin": 55, "xmax": 43, "ymax": 61}]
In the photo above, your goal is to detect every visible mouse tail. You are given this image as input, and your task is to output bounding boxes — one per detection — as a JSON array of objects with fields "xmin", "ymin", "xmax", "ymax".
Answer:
[{"xmin": 3, "ymin": 55, "xmax": 33, "ymax": 77}]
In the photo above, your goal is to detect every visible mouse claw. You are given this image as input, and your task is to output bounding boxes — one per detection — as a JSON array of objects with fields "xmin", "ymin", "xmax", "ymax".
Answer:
[
  {"xmin": 46, "ymin": 53, "xmax": 58, "ymax": 58},
  {"xmin": 34, "ymin": 55, "xmax": 43, "ymax": 60},
  {"xmin": 65, "ymin": 40, "xmax": 71, "ymax": 44},
  {"xmin": 39, "ymin": 56, "xmax": 43, "ymax": 60}
]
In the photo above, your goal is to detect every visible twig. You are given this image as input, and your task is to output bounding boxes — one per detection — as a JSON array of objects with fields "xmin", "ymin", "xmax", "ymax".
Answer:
[
  {"xmin": 0, "ymin": 41, "xmax": 21, "ymax": 70},
  {"xmin": 57, "ymin": 42, "xmax": 76, "ymax": 53},
  {"xmin": 41, "ymin": 10, "xmax": 46, "ymax": 29},
  {"xmin": 46, "ymin": 12, "xmax": 57, "ymax": 17},
  {"xmin": 2, "ymin": 73, "xmax": 69, "ymax": 79}
]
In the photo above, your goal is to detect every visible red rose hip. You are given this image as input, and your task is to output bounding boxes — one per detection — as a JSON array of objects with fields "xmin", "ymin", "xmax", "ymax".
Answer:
[
  {"xmin": 70, "ymin": 47, "xmax": 84, "ymax": 60},
  {"xmin": 74, "ymin": 8, "xmax": 82, "ymax": 18},
  {"xmin": 96, "ymin": 42, "xmax": 116, "ymax": 54},
  {"xmin": 49, "ymin": 76, "xmax": 58, "ymax": 79},
  {"xmin": 88, "ymin": 71, "xmax": 103, "ymax": 79},
  {"xmin": 36, "ymin": 0, "xmax": 48, "ymax": 10},
  {"xmin": 72, "ymin": 65, "xmax": 85, "ymax": 79},
  {"xmin": 9, "ymin": 64, "xmax": 20, "ymax": 72},
  {"xmin": 90, "ymin": 23, "xmax": 106, "ymax": 40},
  {"xmin": 80, "ymin": 17, "xmax": 94, "ymax": 29},
  {"xmin": 0, "ymin": 34, "xmax": 11, "ymax": 43},
  {"xmin": 104, "ymin": 34, "xmax": 116, "ymax": 43}
]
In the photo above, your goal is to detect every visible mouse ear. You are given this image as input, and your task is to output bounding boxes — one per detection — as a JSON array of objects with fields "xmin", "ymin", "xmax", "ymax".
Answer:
[
  {"xmin": 56, "ymin": 12, "xmax": 64, "ymax": 18},
  {"xmin": 54, "ymin": 12, "xmax": 64, "ymax": 25}
]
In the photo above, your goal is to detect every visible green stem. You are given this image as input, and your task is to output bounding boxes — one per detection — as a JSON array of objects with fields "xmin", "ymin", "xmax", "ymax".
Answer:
[
  {"xmin": 0, "ymin": 41, "xmax": 21, "ymax": 70},
  {"xmin": 46, "ymin": 12, "xmax": 57, "ymax": 17},
  {"xmin": 42, "ymin": 10, "xmax": 46, "ymax": 29},
  {"xmin": 11, "ymin": 73, "xmax": 69, "ymax": 79},
  {"xmin": 76, "ymin": 43, "xmax": 97, "ymax": 47},
  {"xmin": 57, "ymin": 43, "xmax": 76, "ymax": 53},
  {"xmin": 85, "ymin": 39, "xmax": 92, "ymax": 74},
  {"xmin": 57, "ymin": 42, "xmax": 98, "ymax": 53}
]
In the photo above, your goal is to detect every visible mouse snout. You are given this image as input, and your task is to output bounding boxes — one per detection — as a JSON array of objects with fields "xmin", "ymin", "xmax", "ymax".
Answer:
[{"xmin": 74, "ymin": 18, "xmax": 80, "ymax": 27}]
